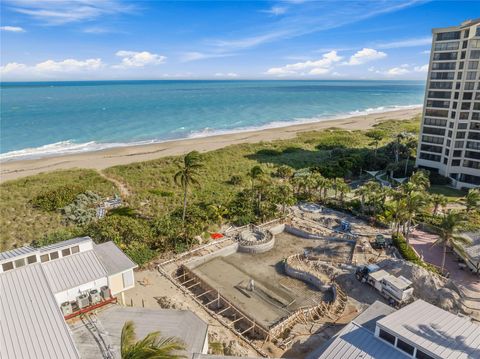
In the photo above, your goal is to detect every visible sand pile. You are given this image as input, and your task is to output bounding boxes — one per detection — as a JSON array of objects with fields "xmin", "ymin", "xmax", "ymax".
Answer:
[{"xmin": 378, "ymin": 258, "xmax": 464, "ymax": 313}]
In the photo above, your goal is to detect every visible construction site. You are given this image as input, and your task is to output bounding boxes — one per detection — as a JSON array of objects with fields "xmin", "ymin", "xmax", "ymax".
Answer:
[{"xmin": 127, "ymin": 204, "xmax": 474, "ymax": 358}]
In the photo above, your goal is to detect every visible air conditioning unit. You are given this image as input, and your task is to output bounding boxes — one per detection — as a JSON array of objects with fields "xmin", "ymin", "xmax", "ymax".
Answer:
[
  {"xmin": 89, "ymin": 289, "xmax": 101, "ymax": 304},
  {"xmin": 100, "ymin": 286, "xmax": 111, "ymax": 299},
  {"xmin": 77, "ymin": 294, "xmax": 90, "ymax": 309},
  {"xmin": 61, "ymin": 301, "xmax": 73, "ymax": 316}
]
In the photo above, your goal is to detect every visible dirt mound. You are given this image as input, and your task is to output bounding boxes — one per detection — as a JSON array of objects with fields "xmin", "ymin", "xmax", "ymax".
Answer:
[{"xmin": 378, "ymin": 258, "xmax": 464, "ymax": 313}]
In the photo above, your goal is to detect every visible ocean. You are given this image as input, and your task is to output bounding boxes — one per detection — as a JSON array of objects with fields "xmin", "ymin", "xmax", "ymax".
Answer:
[{"xmin": 0, "ymin": 80, "xmax": 425, "ymax": 161}]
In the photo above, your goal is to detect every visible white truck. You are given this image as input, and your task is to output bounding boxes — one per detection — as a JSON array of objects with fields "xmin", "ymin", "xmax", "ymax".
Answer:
[{"xmin": 356, "ymin": 264, "xmax": 414, "ymax": 307}]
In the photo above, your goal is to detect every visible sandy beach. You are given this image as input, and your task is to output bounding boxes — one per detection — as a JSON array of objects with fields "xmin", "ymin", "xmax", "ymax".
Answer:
[{"xmin": 0, "ymin": 107, "xmax": 421, "ymax": 183}]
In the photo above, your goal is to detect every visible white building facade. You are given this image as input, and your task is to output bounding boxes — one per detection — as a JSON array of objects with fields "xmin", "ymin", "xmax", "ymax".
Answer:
[{"xmin": 416, "ymin": 19, "xmax": 480, "ymax": 189}]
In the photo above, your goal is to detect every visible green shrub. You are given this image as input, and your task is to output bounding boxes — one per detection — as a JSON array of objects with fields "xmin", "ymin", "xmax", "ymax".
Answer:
[
  {"xmin": 228, "ymin": 175, "xmax": 243, "ymax": 185},
  {"xmin": 125, "ymin": 243, "xmax": 157, "ymax": 267},
  {"xmin": 31, "ymin": 184, "xmax": 85, "ymax": 211},
  {"xmin": 148, "ymin": 189, "xmax": 174, "ymax": 197},
  {"xmin": 32, "ymin": 228, "xmax": 85, "ymax": 248}
]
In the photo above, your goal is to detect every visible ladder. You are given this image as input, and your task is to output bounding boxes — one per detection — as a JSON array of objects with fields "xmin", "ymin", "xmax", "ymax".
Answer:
[{"xmin": 81, "ymin": 313, "xmax": 116, "ymax": 359}]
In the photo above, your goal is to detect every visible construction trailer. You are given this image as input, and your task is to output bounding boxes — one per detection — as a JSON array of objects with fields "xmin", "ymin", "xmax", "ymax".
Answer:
[{"xmin": 355, "ymin": 265, "xmax": 414, "ymax": 307}]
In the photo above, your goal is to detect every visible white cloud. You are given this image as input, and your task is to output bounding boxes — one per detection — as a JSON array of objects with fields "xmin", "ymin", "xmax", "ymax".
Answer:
[
  {"xmin": 421, "ymin": 50, "xmax": 431, "ymax": 55},
  {"xmin": 386, "ymin": 67, "xmax": 410, "ymax": 76},
  {"xmin": 266, "ymin": 51, "xmax": 342, "ymax": 76},
  {"xmin": 1, "ymin": 58, "xmax": 104, "ymax": 79},
  {"xmin": 375, "ymin": 37, "xmax": 431, "ymax": 49},
  {"xmin": 180, "ymin": 51, "xmax": 235, "ymax": 62},
  {"xmin": 5, "ymin": 0, "xmax": 136, "ymax": 25},
  {"xmin": 345, "ymin": 48, "xmax": 386, "ymax": 65},
  {"xmin": 115, "ymin": 51, "xmax": 166, "ymax": 67},
  {"xmin": 0, "ymin": 25, "xmax": 25, "ymax": 32},
  {"xmin": 414, "ymin": 64, "xmax": 429, "ymax": 72},
  {"xmin": 211, "ymin": 1, "xmax": 423, "ymax": 51},
  {"xmin": 261, "ymin": 6, "xmax": 288, "ymax": 16},
  {"xmin": 0, "ymin": 62, "xmax": 27, "ymax": 74},
  {"xmin": 214, "ymin": 72, "xmax": 239, "ymax": 77},
  {"xmin": 35, "ymin": 58, "xmax": 103, "ymax": 72}
]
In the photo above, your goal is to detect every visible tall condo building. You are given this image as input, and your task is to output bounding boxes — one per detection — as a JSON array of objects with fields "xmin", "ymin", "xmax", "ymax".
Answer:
[{"xmin": 416, "ymin": 19, "xmax": 480, "ymax": 189}]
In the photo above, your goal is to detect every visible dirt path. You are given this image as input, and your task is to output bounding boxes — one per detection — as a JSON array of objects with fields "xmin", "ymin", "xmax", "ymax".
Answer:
[{"xmin": 97, "ymin": 169, "xmax": 131, "ymax": 197}]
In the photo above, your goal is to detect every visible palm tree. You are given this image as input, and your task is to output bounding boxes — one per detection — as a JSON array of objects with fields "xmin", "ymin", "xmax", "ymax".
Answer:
[
  {"xmin": 207, "ymin": 204, "xmax": 229, "ymax": 226},
  {"xmin": 356, "ymin": 183, "xmax": 371, "ymax": 214},
  {"xmin": 174, "ymin": 151, "xmax": 204, "ymax": 223},
  {"xmin": 409, "ymin": 170, "xmax": 430, "ymax": 191},
  {"xmin": 464, "ymin": 188, "xmax": 480, "ymax": 213},
  {"xmin": 121, "ymin": 320, "xmax": 186, "ymax": 359},
  {"xmin": 430, "ymin": 193, "xmax": 447, "ymax": 216},
  {"xmin": 248, "ymin": 165, "xmax": 264, "ymax": 191},
  {"xmin": 336, "ymin": 179, "xmax": 350, "ymax": 205},
  {"xmin": 274, "ymin": 183, "xmax": 295, "ymax": 214},
  {"xmin": 432, "ymin": 211, "xmax": 467, "ymax": 274},
  {"xmin": 403, "ymin": 190, "xmax": 428, "ymax": 244}
]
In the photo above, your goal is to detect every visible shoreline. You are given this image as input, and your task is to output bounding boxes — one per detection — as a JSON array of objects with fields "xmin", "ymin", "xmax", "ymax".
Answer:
[{"xmin": 0, "ymin": 107, "xmax": 421, "ymax": 183}]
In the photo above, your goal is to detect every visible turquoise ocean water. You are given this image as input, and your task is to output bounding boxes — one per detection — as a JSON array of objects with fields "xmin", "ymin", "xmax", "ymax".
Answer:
[{"xmin": 0, "ymin": 80, "xmax": 425, "ymax": 161}]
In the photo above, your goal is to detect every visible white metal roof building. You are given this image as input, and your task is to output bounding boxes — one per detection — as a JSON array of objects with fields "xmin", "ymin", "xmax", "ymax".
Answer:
[
  {"xmin": 0, "ymin": 264, "xmax": 80, "ymax": 359},
  {"xmin": 376, "ymin": 299, "xmax": 480, "ymax": 359},
  {"xmin": 0, "ymin": 237, "xmax": 137, "ymax": 359},
  {"xmin": 316, "ymin": 299, "xmax": 480, "ymax": 359}
]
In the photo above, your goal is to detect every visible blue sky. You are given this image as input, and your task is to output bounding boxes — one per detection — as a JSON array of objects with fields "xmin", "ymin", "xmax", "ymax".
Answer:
[{"xmin": 0, "ymin": 0, "xmax": 477, "ymax": 81}]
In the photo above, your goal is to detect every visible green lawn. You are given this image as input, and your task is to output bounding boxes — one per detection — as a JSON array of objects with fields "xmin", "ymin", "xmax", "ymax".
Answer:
[{"xmin": 428, "ymin": 185, "xmax": 467, "ymax": 201}]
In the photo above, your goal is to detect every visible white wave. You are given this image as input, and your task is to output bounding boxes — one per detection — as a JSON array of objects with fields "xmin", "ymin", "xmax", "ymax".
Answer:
[
  {"xmin": 1, "ymin": 103, "xmax": 423, "ymax": 162},
  {"xmin": 187, "ymin": 104, "xmax": 422, "ymax": 139},
  {"xmin": 0, "ymin": 139, "xmax": 156, "ymax": 162}
]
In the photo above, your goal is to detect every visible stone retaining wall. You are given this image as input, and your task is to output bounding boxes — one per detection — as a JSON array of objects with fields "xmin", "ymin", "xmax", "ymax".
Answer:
[{"xmin": 185, "ymin": 243, "xmax": 239, "ymax": 269}]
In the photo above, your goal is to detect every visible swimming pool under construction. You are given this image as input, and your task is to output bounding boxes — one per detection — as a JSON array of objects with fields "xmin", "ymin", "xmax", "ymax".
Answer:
[{"xmin": 170, "ymin": 225, "xmax": 352, "ymax": 341}]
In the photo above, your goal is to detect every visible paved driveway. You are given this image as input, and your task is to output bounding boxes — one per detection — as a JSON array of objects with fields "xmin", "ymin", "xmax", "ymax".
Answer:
[{"xmin": 409, "ymin": 229, "xmax": 480, "ymax": 294}]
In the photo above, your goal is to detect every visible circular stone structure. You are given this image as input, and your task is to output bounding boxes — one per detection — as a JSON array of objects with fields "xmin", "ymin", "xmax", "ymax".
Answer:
[
  {"xmin": 237, "ymin": 225, "xmax": 275, "ymax": 254},
  {"xmin": 298, "ymin": 202, "xmax": 323, "ymax": 213}
]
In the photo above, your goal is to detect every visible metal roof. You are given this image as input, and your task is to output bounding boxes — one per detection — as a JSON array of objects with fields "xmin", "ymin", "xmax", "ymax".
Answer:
[
  {"xmin": 0, "ymin": 245, "xmax": 36, "ymax": 262},
  {"xmin": 353, "ymin": 301, "xmax": 396, "ymax": 333},
  {"xmin": 315, "ymin": 322, "xmax": 408, "ymax": 359},
  {"xmin": 369, "ymin": 269, "xmax": 389, "ymax": 281},
  {"xmin": 42, "ymin": 250, "xmax": 107, "ymax": 293},
  {"xmin": 0, "ymin": 264, "xmax": 79, "ymax": 359},
  {"xmin": 377, "ymin": 299, "xmax": 480, "ymax": 359},
  {"xmin": 383, "ymin": 275, "xmax": 412, "ymax": 290},
  {"xmin": 72, "ymin": 307, "xmax": 208, "ymax": 359},
  {"xmin": 93, "ymin": 242, "xmax": 137, "ymax": 275},
  {"xmin": 39, "ymin": 236, "xmax": 92, "ymax": 253}
]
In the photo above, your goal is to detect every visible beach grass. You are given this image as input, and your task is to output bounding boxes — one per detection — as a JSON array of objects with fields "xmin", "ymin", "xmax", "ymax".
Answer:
[{"xmin": 0, "ymin": 117, "xmax": 420, "ymax": 250}]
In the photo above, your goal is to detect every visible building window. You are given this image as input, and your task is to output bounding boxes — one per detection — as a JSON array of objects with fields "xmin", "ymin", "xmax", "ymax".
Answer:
[
  {"xmin": 40, "ymin": 254, "xmax": 49, "ymax": 263},
  {"xmin": 456, "ymin": 132, "xmax": 466, "ymax": 139},
  {"xmin": 422, "ymin": 135, "xmax": 444, "ymax": 145},
  {"xmin": 122, "ymin": 271, "xmax": 134, "ymax": 288},
  {"xmin": 429, "ymin": 82, "xmax": 453, "ymax": 90},
  {"xmin": 427, "ymin": 91, "xmax": 451, "ymax": 99},
  {"xmin": 432, "ymin": 62, "xmax": 456, "ymax": 70},
  {"xmin": 421, "ymin": 144, "xmax": 443, "ymax": 153},
  {"xmin": 61, "ymin": 248, "xmax": 71, "ymax": 257},
  {"xmin": 2, "ymin": 262, "xmax": 14, "ymax": 271},
  {"xmin": 71, "ymin": 245, "xmax": 80, "ymax": 254},
  {"xmin": 460, "ymin": 112, "xmax": 469, "ymax": 120},
  {"xmin": 425, "ymin": 109, "xmax": 449, "ymax": 118},
  {"xmin": 455, "ymin": 140, "xmax": 464, "ymax": 148},
  {"xmin": 453, "ymin": 150, "xmax": 463, "ymax": 157},
  {"xmin": 396, "ymin": 339, "xmax": 415, "ymax": 356},
  {"xmin": 452, "ymin": 159, "xmax": 461, "ymax": 166},
  {"xmin": 471, "ymin": 50, "xmax": 480, "ymax": 59},
  {"xmin": 426, "ymin": 100, "xmax": 450, "ymax": 108},
  {"xmin": 433, "ymin": 52, "xmax": 458, "ymax": 61},
  {"xmin": 461, "ymin": 102, "xmax": 471, "ymax": 110},
  {"xmin": 14, "ymin": 258, "xmax": 25, "ymax": 268},
  {"xmin": 469, "ymin": 61, "xmax": 479, "ymax": 69},
  {"xmin": 27, "ymin": 255, "xmax": 37, "ymax": 264},
  {"xmin": 379, "ymin": 329, "xmax": 396, "ymax": 345},
  {"xmin": 416, "ymin": 350, "xmax": 435, "ymax": 359},
  {"xmin": 420, "ymin": 152, "xmax": 441, "ymax": 162},
  {"xmin": 436, "ymin": 31, "xmax": 460, "ymax": 41},
  {"xmin": 424, "ymin": 118, "xmax": 447, "ymax": 127},
  {"xmin": 466, "ymin": 71, "xmax": 477, "ymax": 80},
  {"xmin": 464, "ymin": 160, "xmax": 480, "ymax": 169},
  {"xmin": 465, "ymin": 82, "xmax": 475, "ymax": 90},
  {"xmin": 434, "ymin": 41, "xmax": 459, "ymax": 51},
  {"xmin": 423, "ymin": 126, "xmax": 445, "ymax": 136},
  {"xmin": 430, "ymin": 72, "xmax": 454, "ymax": 80},
  {"xmin": 472, "ymin": 39, "xmax": 480, "ymax": 48},
  {"xmin": 459, "ymin": 122, "xmax": 468, "ymax": 129},
  {"xmin": 49, "ymin": 251, "xmax": 59, "ymax": 260}
]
